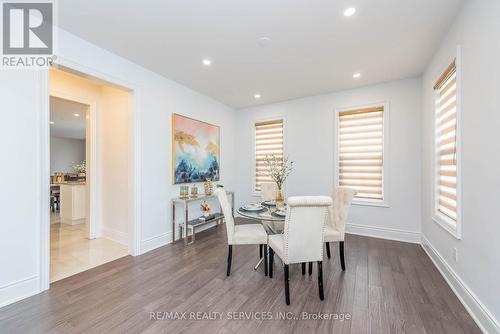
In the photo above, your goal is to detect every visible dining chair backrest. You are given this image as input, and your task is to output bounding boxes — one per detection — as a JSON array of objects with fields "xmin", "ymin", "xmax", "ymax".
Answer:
[
  {"xmin": 328, "ymin": 187, "xmax": 356, "ymax": 238},
  {"xmin": 283, "ymin": 196, "xmax": 332, "ymax": 264},
  {"xmin": 214, "ymin": 188, "xmax": 235, "ymax": 244},
  {"xmin": 260, "ymin": 183, "xmax": 278, "ymax": 202}
]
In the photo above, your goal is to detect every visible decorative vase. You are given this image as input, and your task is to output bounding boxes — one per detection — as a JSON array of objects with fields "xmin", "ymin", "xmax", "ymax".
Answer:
[
  {"xmin": 276, "ymin": 187, "xmax": 285, "ymax": 209},
  {"xmin": 180, "ymin": 185, "xmax": 189, "ymax": 198},
  {"xmin": 191, "ymin": 184, "xmax": 198, "ymax": 197},
  {"xmin": 204, "ymin": 178, "xmax": 213, "ymax": 195}
]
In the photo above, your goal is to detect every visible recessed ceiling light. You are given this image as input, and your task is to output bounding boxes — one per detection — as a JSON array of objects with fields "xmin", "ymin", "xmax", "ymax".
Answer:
[
  {"xmin": 257, "ymin": 37, "xmax": 272, "ymax": 47},
  {"xmin": 344, "ymin": 7, "xmax": 356, "ymax": 17},
  {"xmin": 202, "ymin": 59, "xmax": 212, "ymax": 66},
  {"xmin": 50, "ymin": 121, "xmax": 54, "ymax": 125},
  {"xmin": 353, "ymin": 72, "xmax": 361, "ymax": 79},
  {"xmin": 74, "ymin": 113, "xmax": 80, "ymax": 117},
  {"xmin": 254, "ymin": 93, "xmax": 261, "ymax": 99}
]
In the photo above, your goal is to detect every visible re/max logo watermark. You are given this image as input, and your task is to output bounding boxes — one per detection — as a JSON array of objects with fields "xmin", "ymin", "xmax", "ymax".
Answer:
[{"xmin": 1, "ymin": 1, "xmax": 55, "ymax": 68}]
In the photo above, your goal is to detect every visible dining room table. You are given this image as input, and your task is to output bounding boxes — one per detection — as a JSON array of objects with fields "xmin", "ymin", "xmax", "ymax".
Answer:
[{"xmin": 236, "ymin": 201, "xmax": 286, "ymax": 270}]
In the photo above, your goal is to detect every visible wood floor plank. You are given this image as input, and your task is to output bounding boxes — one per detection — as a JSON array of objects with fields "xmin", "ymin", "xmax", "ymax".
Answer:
[{"xmin": 0, "ymin": 220, "xmax": 482, "ymax": 334}]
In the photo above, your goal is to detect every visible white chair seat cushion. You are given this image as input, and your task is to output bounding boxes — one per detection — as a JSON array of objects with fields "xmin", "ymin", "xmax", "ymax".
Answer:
[
  {"xmin": 231, "ymin": 224, "xmax": 268, "ymax": 245},
  {"xmin": 268, "ymin": 234, "xmax": 285, "ymax": 261},
  {"xmin": 324, "ymin": 225, "xmax": 343, "ymax": 242}
]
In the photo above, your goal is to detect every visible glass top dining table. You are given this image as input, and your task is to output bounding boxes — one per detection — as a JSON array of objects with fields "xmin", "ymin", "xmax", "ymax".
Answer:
[
  {"xmin": 236, "ymin": 203, "xmax": 285, "ymax": 235},
  {"xmin": 237, "ymin": 203, "xmax": 285, "ymax": 271}
]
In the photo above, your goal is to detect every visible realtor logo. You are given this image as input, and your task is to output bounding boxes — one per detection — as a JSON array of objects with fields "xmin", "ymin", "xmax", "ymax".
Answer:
[{"xmin": 1, "ymin": 1, "xmax": 54, "ymax": 68}]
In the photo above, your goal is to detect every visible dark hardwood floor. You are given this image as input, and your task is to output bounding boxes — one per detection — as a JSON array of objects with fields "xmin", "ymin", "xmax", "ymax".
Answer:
[{"xmin": 0, "ymin": 219, "xmax": 481, "ymax": 334}]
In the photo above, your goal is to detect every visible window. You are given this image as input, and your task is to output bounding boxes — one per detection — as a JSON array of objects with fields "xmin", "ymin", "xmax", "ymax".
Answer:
[
  {"xmin": 336, "ymin": 105, "xmax": 386, "ymax": 204},
  {"xmin": 255, "ymin": 119, "xmax": 284, "ymax": 192},
  {"xmin": 434, "ymin": 59, "xmax": 460, "ymax": 231}
]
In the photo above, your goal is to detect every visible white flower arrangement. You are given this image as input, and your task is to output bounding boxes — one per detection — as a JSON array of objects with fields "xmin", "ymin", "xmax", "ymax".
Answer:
[
  {"xmin": 72, "ymin": 161, "xmax": 86, "ymax": 174},
  {"xmin": 264, "ymin": 155, "xmax": 294, "ymax": 191}
]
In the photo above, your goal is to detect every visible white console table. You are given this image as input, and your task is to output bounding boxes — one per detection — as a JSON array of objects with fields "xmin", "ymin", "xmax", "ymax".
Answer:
[{"xmin": 171, "ymin": 191, "xmax": 234, "ymax": 245}]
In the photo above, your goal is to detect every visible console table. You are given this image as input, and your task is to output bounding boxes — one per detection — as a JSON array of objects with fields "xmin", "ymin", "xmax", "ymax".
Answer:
[{"xmin": 171, "ymin": 191, "xmax": 234, "ymax": 245}]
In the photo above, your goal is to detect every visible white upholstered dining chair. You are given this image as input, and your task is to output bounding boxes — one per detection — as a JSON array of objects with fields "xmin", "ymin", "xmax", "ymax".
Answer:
[
  {"xmin": 324, "ymin": 187, "xmax": 356, "ymax": 270},
  {"xmin": 214, "ymin": 188, "xmax": 269, "ymax": 276},
  {"xmin": 258, "ymin": 182, "xmax": 279, "ymax": 258},
  {"xmin": 267, "ymin": 196, "xmax": 332, "ymax": 305}
]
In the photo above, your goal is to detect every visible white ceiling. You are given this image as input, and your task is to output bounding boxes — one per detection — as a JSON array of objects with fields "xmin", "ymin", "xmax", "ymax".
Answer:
[
  {"xmin": 58, "ymin": 0, "xmax": 464, "ymax": 108},
  {"xmin": 50, "ymin": 97, "xmax": 87, "ymax": 139}
]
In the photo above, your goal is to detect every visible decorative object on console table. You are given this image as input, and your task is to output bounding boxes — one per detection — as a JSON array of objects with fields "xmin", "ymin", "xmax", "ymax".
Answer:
[
  {"xmin": 200, "ymin": 201, "xmax": 211, "ymax": 217},
  {"xmin": 191, "ymin": 184, "xmax": 198, "ymax": 197},
  {"xmin": 264, "ymin": 154, "xmax": 294, "ymax": 209},
  {"xmin": 199, "ymin": 213, "xmax": 216, "ymax": 221},
  {"xmin": 180, "ymin": 185, "xmax": 190, "ymax": 198},
  {"xmin": 204, "ymin": 178, "xmax": 214, "ymax": 195},
  {"xmin": 172, "ymin": 113, "xmax": 220, "ymax": 184}
]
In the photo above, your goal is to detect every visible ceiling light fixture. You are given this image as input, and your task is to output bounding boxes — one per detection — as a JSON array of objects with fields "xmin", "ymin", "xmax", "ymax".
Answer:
[
  {"xmin": 344, "ymin": 7, "xmax": 356, "ymax": 17},
  {"xmin": 353, "ymin": 72, "xmax": 361, "ymax": 79},
  {"xmin": 254, "ymin": 93, "xmax": 261, "ymax": 99},
  {"xmin": 202, "ymin": 59, "xmax": 212, "ymax": 66},
  {"xmin": 50, "ymin": 121, "xmax": 54, "ymax": 125},
  {"xmin": 257, "ymin": 37, "xmax": 272, "ymax": 47},
  {"xmin": 74, "ymin": 113, "xmax": 80, "ymax": 117}
]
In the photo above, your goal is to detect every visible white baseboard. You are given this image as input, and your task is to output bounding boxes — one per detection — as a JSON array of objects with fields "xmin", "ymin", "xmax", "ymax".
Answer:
[
  {"xmin": 421, "ymin": 235, "xmax": 500, "ymax": 334},
  {"xmin": 60, "ymin": 218, "xmax": 85, "ymax": 225},
  {"xmin": 346, "ymin": 223, "xmax": 421, "ymax": 243},
  {"xmin": 101, "ymin": 226, "xmax": 128, "ymax": 245},
  {"xmin": 141, "ymin": 232, "xmax": 171, "ymax": 254},
  {"xmin": 0, "ymin": 275, "xmax": 40, "ymax": 309}
]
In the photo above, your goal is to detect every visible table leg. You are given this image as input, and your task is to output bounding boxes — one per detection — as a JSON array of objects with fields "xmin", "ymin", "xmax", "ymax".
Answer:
[
  {"xmin": 231, "ymin": 192, "xmax": 234, "ymax": 215},
  {"xmin": 172, "ymin": 201, "xmax": 176, "ymax": 244},
  {"xmin": 253, "ymin": 257, "xmax": 264, "ymax": 270},
  {"xmin": 184, "ymin": 202, "xmax": 189, "ymax": 246}
]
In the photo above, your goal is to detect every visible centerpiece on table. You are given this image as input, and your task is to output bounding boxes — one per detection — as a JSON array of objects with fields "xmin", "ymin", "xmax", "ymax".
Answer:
[{"xmin": 264, "ymin": 154, "xmax": 294, "ymax": 209}]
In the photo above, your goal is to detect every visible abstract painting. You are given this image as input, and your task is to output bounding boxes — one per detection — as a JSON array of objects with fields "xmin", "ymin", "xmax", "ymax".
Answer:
[{"xmin": 172, "ymin": 113, "xmax": 220, "ymax": 184}]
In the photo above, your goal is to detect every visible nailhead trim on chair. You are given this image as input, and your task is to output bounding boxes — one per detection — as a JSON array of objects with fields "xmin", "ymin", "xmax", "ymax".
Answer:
[{"xmin": 282, "ymin": 198, "xmax": 330, "ymax": 264}]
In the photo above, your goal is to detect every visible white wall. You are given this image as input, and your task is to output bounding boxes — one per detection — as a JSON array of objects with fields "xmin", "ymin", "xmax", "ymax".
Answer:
[
  {"xmin": 99, "ymin": 86, "xmax": 132, "ymax": 245},
  {"xmin": 235, "ymin": 78, "xmax": 422, "ymax": 242},
  {"xmin": 0, "ymin": 70, "xmax": 43, "ymax": 307},
  {"xmin": 0, "ymin": 28, "xmax": 236, "ymax": 307},
  {"xmin": 50, "ymin": 136, "xmax": 86, "ymax": 174},
  {"xmin": 420, "ymin": 0, "xmax": 500, "ymax": 332}
]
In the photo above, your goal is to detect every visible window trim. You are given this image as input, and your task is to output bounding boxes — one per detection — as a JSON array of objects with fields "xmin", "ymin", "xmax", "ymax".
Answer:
[
  {"xmin": 432, "ymin": 45, "xmax": 462, "ymax": 239},
  {"xmin": 252, "ymin": 116, "xmax": 287, "ymax": 197},
  {"xmin": 333, "ymin": 101, "xmax": 390, "ymax": 208}
]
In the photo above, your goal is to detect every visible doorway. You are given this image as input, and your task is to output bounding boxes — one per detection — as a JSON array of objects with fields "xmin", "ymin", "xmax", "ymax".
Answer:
[{"xmin": 47, "ymin": 67, "xmax": 135, "ymax": 283}]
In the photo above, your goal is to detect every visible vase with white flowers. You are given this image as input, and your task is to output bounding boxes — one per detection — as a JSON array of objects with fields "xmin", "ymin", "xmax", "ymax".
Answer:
[
  {"xmin": 72, "ymin": 161, "xmax": 86, "ymax": 179},
  {"xmin": 264, "ymin": 154, "xmax": 294, "ymax": 209}
]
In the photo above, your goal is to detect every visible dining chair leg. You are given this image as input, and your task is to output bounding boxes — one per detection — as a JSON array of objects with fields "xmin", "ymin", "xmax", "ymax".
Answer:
[
  {"xmin": 227, "ymin": 245, "xmax": 233, "ymax": 276},
  {"xmin": 339, "ymin": 241, "xmax": 345, "ymax": 271},
  {"xmin": 308, "ymin": 262, "xmax": 313, "ymax": 275},
  {"xmin": 325, "ymin": 242, "xmax": 331, "ymax": 259},
  {"xmin": 317, "ymin": 261, "xmax": 324, "ymax": 300},
  {"xmin": 264, "ymin": 245, "xmax": 268, "ymax": 276},
  {"xmin": 259, "ymin": 244, "xmax": 263, "ymax": 259},
  {"xmin": 284, "ymin": 264, "xmax": 290, "ymax": 305},
  {"xmin": 269, "ymin": 247, "xmax": 274, "ymax": 278},
  {"xmin": 301, "ymin": 263, "xmax": 305, "ymax": 275}
]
